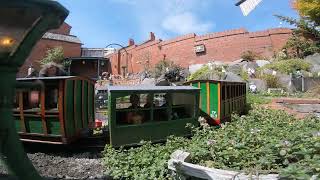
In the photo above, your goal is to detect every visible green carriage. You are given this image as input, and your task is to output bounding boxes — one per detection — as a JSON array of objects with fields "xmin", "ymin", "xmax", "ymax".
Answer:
[
  {"xmin": 107, "ymin": 86, "xmax": 200, "ymax": 147},
  {"xmin": 186, "ymin": 80, "xmax": 246, "ymax": 125},
  {"xmin": 14, "ymin": 76, "xmax": 95, "ymax": 144}
]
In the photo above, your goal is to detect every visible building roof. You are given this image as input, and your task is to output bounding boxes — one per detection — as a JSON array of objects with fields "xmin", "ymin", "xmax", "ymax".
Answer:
[
  {"xmin": 108, "ymin": 85, "xmax": 199, "ymax": 92},
  {"xmin": 42, "ymin": 32, "xmax": 82, "ymax": 44},
  {"xmin": 66, "ymin": 57, "xmax": 109, "ymax": 61}
]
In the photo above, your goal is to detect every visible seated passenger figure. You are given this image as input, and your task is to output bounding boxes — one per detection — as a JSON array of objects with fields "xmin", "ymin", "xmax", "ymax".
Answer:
[
  {"xmin": 144, "ymin": 94, "xmax": 154, "ymax": 108},
  {"xmin": 127, "ymin": 94, "xmax": 144, "ymax": 124}
]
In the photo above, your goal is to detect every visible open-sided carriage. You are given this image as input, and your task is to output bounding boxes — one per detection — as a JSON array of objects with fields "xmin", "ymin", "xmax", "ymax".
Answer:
[
  {"xmin": 14, "ymin": 76, "xmax": 95, "ymax": 144},
  {"xmin": 107, "ymin": 86, "xmax": 200, "ymax": 147},
  {"xmin": 185, "ymin": 80, "xmax": 246, "ymax": 125},
  {"xmin": 14, "ymin": 77, "xmax": 200, "ymax": 147}
]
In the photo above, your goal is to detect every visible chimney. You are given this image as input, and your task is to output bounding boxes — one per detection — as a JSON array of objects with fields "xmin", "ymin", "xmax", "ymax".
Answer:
[
  {"xmin": 128, "ymin": 38, "xmax": 135, "ymax": 46},
  {"xmin": 149, "ymin": 32, "xmax": 155, "ymax": 41}
]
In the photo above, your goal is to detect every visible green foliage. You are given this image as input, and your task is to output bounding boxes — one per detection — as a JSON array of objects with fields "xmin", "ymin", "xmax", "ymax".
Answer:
[
  {"xmin": 151, "ymin": 59, "xmax": 181, "ymax": 78},
  {"xmin": 240, "ymin": 69, "xmax": 249, "ymax": 81},
  {"xmin": 294, "ymin": 0, "xmax": 320, "ymax": 26},
  {"xmin": 241, "ymin": 50, "xmax": 260, "ymax": 61},
  {"xmin": 188, "ymin": 65, "xmax": 210, "ymax": 81},
  {"xmin": 259, "ymin": 74, "xmax": 281, "ymax": 88},
  {"xmin": 103, "ymin": 137, "xmax": 189, "ymax": 179},
  {"xmin": 247, "ymin": 93, "xmax": 271, "ymax": 105},
  {"xmin": 262, "ymin": 59, "xmax": 311, "ymax": 74},
  {"xmin": 284, "ymin": 35, "xmax": 320, "ymax": 58},
  {"xmin": 275, "ymin": 14, "xmax": 320, "ymax": 59},
  {"xmin": 103, "ymin": 108, "xmax": 320, "ymax": 179},
  {"xmin": 40, "ymin": 46, "xmax": 64, "ymax": 65}
]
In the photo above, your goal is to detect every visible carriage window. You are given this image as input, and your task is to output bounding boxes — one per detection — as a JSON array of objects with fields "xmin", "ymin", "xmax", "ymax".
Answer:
[
  {"xmin": 226, "ymin": 86, "xmax": 230, "ymax": 100},
  {"xmin": 222, "ymin": 85, "xmax": 226, "ymax": 100},
  {"xmin": 116, "ymin": 95, "xmax": 131, "ymax": 109},
  {"xmin": 25, "ymin": 90, "xmax": 40, "ymax": 110},
  {"xmin": 45, "ymin": 87, "xmax": 58, "ymax": 110},
  {"xmin": 171, "ymin": 92, "xmax": 195, "ymax": 119},
  {"xmin": 115, "ymin": 94, "xmax": 151, "ymax": 125},
  {"xmin": 153, "ymin": 93, "xmax": 170, "ymax": 121}
]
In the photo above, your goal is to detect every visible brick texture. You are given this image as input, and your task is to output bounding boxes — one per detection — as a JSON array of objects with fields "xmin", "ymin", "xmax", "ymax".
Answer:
[
  {"xmin": 107, "ymin": 28, "xmax": 292, "ymax": 74},
  {"xmin": 17, "ymin": 23, "xmax": 82, "ymax": 78}
]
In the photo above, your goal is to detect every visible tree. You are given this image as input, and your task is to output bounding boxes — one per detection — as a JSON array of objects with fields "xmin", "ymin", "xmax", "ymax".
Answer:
[
  {"xmin": 152, "ymin": 59, "xmax": 181, "ymax": 78},
  {"xmin": 275, "ymin": 13, "xmax": 320, "ymax": 58},
  {"xmin": 293, "ymin": 0, "xmax": 320, "ymax": 25},
  {"xmin": 40, "ymin": 46, "xmax": 65, "ymax": 65}
]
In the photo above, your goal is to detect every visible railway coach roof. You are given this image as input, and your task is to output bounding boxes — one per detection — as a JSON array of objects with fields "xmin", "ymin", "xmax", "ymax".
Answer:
[
  {"xmin": 108, "ymin": 85, "xmax": 199, "ymax": 92},
  {"xmin": 17, "ymin": 76, "xmax": 77, "ymax": 81}
]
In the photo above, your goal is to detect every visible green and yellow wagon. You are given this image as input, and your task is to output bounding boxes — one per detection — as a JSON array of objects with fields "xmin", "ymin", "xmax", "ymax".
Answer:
[
  {"xmin": 14, "ymin": 76, "xmax": 95, "ymax": 144},
  {"xmin": 186, "ymin": 80, "xmax": 246, "ymax": 125}
]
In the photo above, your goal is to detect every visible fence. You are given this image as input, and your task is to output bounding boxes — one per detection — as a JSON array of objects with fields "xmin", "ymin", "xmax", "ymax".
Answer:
[{"xmin": 292, "ymin": 77, "xmax": 320, "ymax": 92}]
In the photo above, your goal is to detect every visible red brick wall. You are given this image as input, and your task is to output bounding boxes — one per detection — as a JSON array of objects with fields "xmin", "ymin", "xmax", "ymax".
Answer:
[
  {"xmin": 108, "ymin": 28, "xmax": 292, "ymax": 74},
  {"xmin": 48, "ymin": 22, "xmax": 71, "ymax": 35},
  {"xmin": 17, "ymin": 23, "xmax": 81, "ymax": 78}
]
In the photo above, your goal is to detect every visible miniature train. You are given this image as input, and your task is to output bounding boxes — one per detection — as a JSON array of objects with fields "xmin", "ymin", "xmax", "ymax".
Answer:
[{"xmin": 13, "ymin": 76, "xmax": 246, "ymax": 147}]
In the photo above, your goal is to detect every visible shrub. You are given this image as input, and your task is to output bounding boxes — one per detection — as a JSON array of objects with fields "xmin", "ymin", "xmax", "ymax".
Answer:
[
  {"xmin": 241, "ymin": 50, "xmax": 260, "ymax": 61},
  {"xmin": 259, "ymin": 74, "xmax": 281, "ymax": 88},
  {"xmin": 103, "ymin": 108, "xmax": 320, "ymax": 179},
  {"xmin": 40, "ymin": 46, "xmax": 64, "ymax": 65},
  {"xmin": 151, "ymin": 60, "xmax": 181, "ymax": 78},
  {"xmin": 188, "ymin": 65, "xmax": 210, "ymax": 81},
  {"xmin": 262, "ymin": 59, "xmax": 311, "ymax": 74}
]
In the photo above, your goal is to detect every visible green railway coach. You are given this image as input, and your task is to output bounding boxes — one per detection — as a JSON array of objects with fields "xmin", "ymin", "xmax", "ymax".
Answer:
[
  {"xmin": 107, "ymin": 86, "xmax": 200, "ymax": 147},
  {"xmin": 186, "ymin": 80, "xmax": 246, "ymax": 125},
  {"xmin": 14, "ymin": 76, "xmax": 95, "ymax": 144}
]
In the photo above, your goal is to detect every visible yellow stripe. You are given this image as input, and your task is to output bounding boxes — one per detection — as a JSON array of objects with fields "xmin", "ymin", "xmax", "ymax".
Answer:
[
  {"xmin": 198, "ymin": 82, "xmax": 201, "ymax": 109},
  {"xmin": 218, "ymin": 83, "xmax": 221, "ymax": 119},
  {"xmin": 206, "ymin": 82, "xmax": 210, "ymax": 114}
]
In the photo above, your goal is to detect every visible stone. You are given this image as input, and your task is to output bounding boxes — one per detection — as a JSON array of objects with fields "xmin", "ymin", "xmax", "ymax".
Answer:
[
  {"xmin": 227, "ymin": 64, "xmax": 242, "ymax": 75},
  {"xmin": 249, "ymin": 79, "xmax": 267, "ymax": 92},
  {"xmin": 305, "ymin": 53, "xmax": 320, "ymax": 65},
  {"xmin": 189, "ymin": 64, "xmax": 205, "ymax": 74},
  {"xmin": 255, "ymin": 60, "xmax": 270, "ymax": 67},
  {"xmin": 310, "ymin": 64, "xmax": 320, "ymax": 74},
  {"xmin": 141, "ymin": 78, "xmax": 156, "ymax": 85},
  {"xmin": 224, "ymin": 72, "xmax": 244, "ymax": 82},
  {"xmin": 242, "ymin": 62, "xmax": 258, "ymax": 71},
  {"xmin": 277, "ymin": 74, "xmax": 295, "ymax": 92}
]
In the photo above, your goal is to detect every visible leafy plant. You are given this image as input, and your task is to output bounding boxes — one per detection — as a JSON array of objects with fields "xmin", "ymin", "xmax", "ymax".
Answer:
[
  {"xmin": 40, "ymin": 46, "xmax": 64, "ymax": 65},
  {"xmin": 188, "ymin": 65, "xmax": 210, "ymax": 81},
  {"xmin": 261, "ymin": 59, "xmax": 311, "ymax": 74},
  {"xmin": 103, "ymin": 108, "xmax": 320, "ymax": 179},
  {"xmin": 258, "ymin": 74, "xmax": 281, "ymax": 88},
  {"xmin": 151, "ymin": 59, "xmax": 181, "ymax": 78},
  {"xmin": 293, "ymin": 0, "xmax": 320, "ymax": 26},
  {"xmin": 241, "ymin": 50, "xmax": 260, "ymax": 61}
]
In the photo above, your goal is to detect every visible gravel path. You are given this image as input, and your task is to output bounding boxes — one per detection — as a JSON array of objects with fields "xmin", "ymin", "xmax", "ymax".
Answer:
[{"xmin": 0, "ymin": 152, "xmax": 110, "ymax": 179}]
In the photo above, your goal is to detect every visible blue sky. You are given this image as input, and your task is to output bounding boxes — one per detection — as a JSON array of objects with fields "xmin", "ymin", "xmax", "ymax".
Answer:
[{"xmin": 57, "ymin": 0, "xmax": 298, "ymax": 48}]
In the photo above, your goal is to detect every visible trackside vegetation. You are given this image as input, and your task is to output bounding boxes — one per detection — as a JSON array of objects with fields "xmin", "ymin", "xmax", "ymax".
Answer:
[{"xmin": 103, "ymin": 107, "xmax": 320, "ymax": 179}]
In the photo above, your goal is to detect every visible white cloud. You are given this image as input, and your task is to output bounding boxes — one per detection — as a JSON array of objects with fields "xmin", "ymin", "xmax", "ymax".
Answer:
[
  {"xmin": 109, "ymin": 0, "xmax": 214, "ymax": 39},
  {"xmin": 162, "ymin": 12, "xmax": 214, "ymax": 35}
]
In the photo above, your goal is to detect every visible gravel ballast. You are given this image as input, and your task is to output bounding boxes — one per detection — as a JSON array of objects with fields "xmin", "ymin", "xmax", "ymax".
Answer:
[{"xmin": 0, "ymin": 152, "xmax": 109, "ymax": 180}]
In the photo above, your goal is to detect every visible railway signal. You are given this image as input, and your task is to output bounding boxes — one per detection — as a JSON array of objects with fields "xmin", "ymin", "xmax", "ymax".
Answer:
[{"xmin": 235, "ymin": 0, "xmax": 263, "ymax": 16}]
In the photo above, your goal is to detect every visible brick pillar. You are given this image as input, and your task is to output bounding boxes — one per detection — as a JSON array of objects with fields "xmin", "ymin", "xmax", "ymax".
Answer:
[
  {"xmin": 149, "ymin": 32, "xmax": 155, "ymax": 41},
  {"xmin": 128, "ymin": 38, "xmax": 135, "ymax": 46}
]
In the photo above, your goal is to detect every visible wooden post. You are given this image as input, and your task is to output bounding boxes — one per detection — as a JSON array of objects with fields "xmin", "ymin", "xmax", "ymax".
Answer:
[
  {"xmin": 40, "ymin": 88, "xmax": 48, "ymax": 135},
  {"xmin": 58, "ymin": 80, "xmax": 66, "ymax": 137},
  {"xmin": 18, "ymin": 91, "xmax": 26, "ymax": 133}
]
